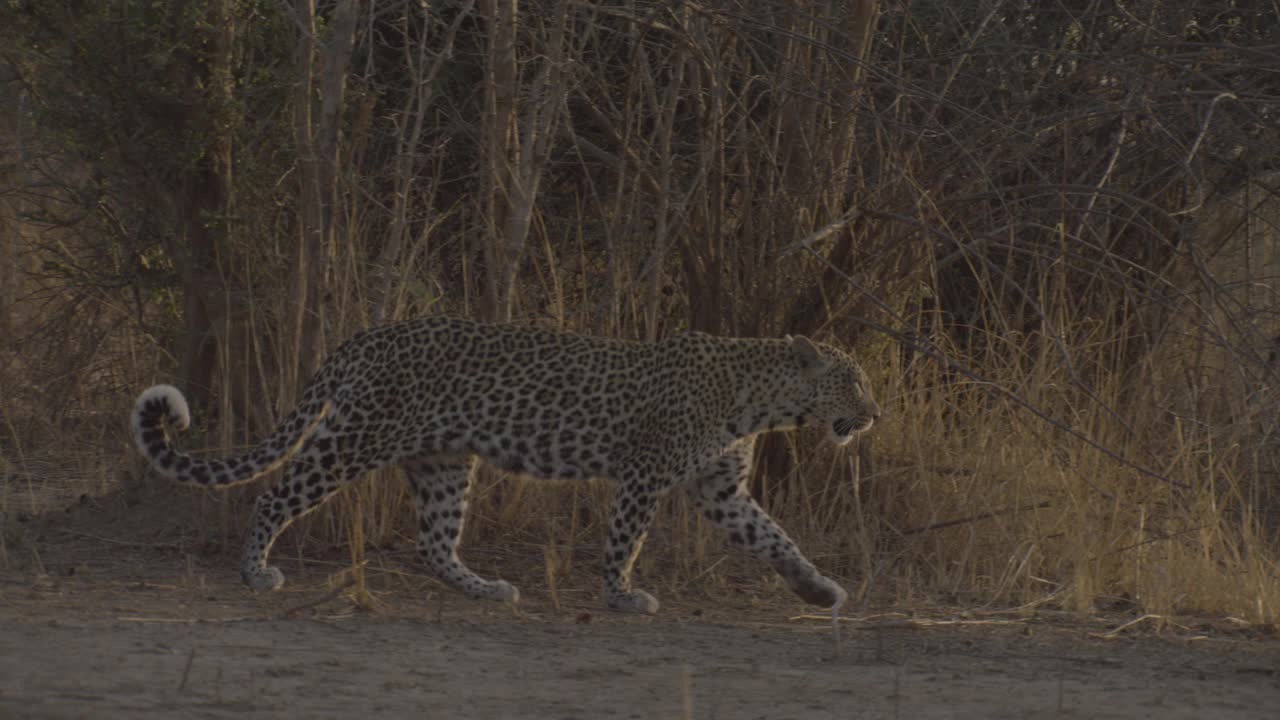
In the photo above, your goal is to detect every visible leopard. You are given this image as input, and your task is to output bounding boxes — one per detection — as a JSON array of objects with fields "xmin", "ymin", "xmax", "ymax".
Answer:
[{"xmin": 131, "ymin": 316, "xmax": 880, "ymax": 614}]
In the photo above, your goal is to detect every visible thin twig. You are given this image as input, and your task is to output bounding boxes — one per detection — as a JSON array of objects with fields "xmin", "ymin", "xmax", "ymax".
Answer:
[
  {"xmin": 778, "ymin": 210, "xmax": 858, "ymax": 257},
  {"xmin": 1091, "ymin": 614, "xmax": 1164, "ymax": 638},
  {"xmin": 54, "ymin": 528, "xmax": 183, "ymax": 549},
  {"xmin": 901, "ymin": 501, "xmax": 1053, "ymax": 536},
  {"xmin": 790, "ymin": 614, "xmax": 1028, "ymax": 628},
  {"xmin": 278, "ymin": 577, "xmax": 358, "ymax": 618},
  {"xmin": 177, "ymin": 647, "xmax": 196, "ymax": 693}
]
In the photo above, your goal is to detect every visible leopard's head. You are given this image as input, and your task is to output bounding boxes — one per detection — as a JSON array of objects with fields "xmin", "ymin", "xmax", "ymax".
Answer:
[{"xmin": 789, "ymin": 335, "xmax": 880, "ymax": 445}]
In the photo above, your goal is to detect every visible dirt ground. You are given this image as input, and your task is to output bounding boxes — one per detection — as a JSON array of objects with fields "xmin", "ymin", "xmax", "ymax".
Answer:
[{"xmin": 2, "ymin": 501, "xmax": 1279, "ymax": 719}]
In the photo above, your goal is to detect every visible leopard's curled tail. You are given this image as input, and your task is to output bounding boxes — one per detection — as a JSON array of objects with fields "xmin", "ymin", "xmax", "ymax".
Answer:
[{"xmin": 131, "ymin": 384, "xmax": 331, "ymax": 487}]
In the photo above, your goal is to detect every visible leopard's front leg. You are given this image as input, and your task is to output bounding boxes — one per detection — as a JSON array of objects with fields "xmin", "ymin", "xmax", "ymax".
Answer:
[
  {"xmin": 601, "ymin": 472, "xmax": 662, "ymax": 614},
  {"xmin": 692, "ymin": 439, "xmax": 847, "ymax": 609}
]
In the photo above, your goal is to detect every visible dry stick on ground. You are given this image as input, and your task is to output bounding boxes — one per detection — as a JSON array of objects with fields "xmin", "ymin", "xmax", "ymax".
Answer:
[
  {"xmin": 53, "ymin": 528, "xmax": 183, "ymax": 549},
  {"xmin": 790, "ymin": 614, "xmax": 1030, "ymax": 628},
  {"xmin": 278, "ymin": 577, "xmax": 359, "ymax": 618},
  {"xmin": 177, "ymin": 647, "xmax": 197, "ymax": 693},
  {"xmin": 1091, "ymin": 613, "xmax": 1166, "ymax": 638}
]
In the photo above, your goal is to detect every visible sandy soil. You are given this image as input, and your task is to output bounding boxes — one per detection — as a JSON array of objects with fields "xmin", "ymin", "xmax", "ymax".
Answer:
[{"xmin": 1, "ymin": 505, "xmax": 1279, "ymax": 719}]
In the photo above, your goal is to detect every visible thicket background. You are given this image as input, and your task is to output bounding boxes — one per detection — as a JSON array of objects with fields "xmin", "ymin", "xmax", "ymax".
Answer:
[{"xmin": 2, "ymin": 0, "xmax": 1279, "ymax": 621}]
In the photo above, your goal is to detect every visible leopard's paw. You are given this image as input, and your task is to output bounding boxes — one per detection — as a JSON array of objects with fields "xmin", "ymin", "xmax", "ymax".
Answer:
[
  {"xmin": 485, "ymin": 579, "xmax": 520, "ymax": 604},
  {"xmin": 792, "ymin": 573, "xmax": 847, "ymax": 609},
  {"xmin": 241, "ymin": 565, "xmax": 286, "ymax": 592},
  {"xmin": 606, "ymin": 589, "xmax": 660, "ymax": 615}
]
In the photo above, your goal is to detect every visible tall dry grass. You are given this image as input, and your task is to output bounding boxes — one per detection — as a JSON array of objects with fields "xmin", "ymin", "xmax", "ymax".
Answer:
[{"xmin": 2, "ymin": 1, "xmax": 1278, "ymax": 623}]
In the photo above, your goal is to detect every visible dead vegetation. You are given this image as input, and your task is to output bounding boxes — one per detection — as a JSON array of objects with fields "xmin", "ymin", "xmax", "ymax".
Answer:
[{"xmin": 1, "ymin": 0, "xmax": 1279, "ymax": 626}]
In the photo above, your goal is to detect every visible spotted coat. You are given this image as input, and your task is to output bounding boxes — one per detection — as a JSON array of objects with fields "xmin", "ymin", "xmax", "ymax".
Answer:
[{"xmin": 132, "ymin": 316, "xmax": 879, "ymax": 614}]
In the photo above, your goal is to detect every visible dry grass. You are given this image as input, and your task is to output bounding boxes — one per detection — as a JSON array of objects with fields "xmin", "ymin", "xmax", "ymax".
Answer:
[
  {"xmin": 2, "ymin": 0, "xmax": 1279, "ymax": 627},
  {"xmin": 2, "ymin": 304, "xmax": 1279, "ymax": 625}
]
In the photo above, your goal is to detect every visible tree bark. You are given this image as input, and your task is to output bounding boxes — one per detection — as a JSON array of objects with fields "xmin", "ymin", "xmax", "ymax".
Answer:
[
  {"xmin": 170, "ymin": 0, "xmax": 236, "ymax": 416},
  {"xmin": 0, "ymin": 87, "xmax": 26, "ymax": 345},
  {"xmin": 286, "ymin": 0, "xmax": 358, "ymax": 398},
  {"xmin": 478, "ymin": 0, "xmax": 568, "ymax": 322},
  {"xmin": 372, "ymin": 1, "xmax": 476, "ymax": 324}
]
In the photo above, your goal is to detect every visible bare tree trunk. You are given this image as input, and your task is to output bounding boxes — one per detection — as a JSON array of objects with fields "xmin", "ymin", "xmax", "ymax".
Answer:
[
  {"xmin": 478, "ymin": 0, "xmax": 569, "ymax": 322},
  {"xmin": 644, "ymin": 17, "xmax": 685, "ymax": 342},
  {"xmin": 0, "ymin": 208, "xmax": 11, "ymax": 343},
  {"xmin": 171, "ymin": 0, "xmax": 236, "ymax": 416},
  {"xmin": 372, "ymin": 1, "xmax": 476, "ymax": 324},
  {"xmin": 479, "ymin": 0, "xmax": 519, "ymax": 322},
  {"xmin": 307, "ymin": 0, "xmax": 358, "ymax": 356},
  {"xmin": 781, "ymin": 0, "xmax": 879, "ymax": 337},
  {"xmin": 284, "ymin": 0, "xmax": 319, "ymax": 406},
  {"xmin": 0, "ymin": 87, "xmax": 25, "ymax": 345},
  {"xmin": 827, "ymin": 0, "xmax": 878, "ymax": 205},
  {"xmin": 286, "ymin": 0, "xmax": 358, "ymax": 398},
  {"xmin": 673, "ymin": 11, "xmax": 728, "ymax": 337}
]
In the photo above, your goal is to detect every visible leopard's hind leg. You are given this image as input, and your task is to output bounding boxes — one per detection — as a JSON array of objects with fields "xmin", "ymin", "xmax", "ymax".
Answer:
[
  {"xmin": 239, "ymin": 429, "xmax": 364, "ymax": 590},
  {"xmin": 403, "ymin": 455, "xmax": 519, "ymax": 603}
]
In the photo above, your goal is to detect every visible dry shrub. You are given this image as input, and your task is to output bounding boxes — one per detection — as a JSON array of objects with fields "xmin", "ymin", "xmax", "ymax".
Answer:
[{"xmin": 2, "ymin": 1, "xmax": 1279, "ymax": 622}]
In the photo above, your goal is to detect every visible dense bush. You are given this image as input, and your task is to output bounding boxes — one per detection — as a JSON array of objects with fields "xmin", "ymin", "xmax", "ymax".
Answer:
[{"xmin": 3, "ymin": 0, "xmax": 1278, "ymax": 620}]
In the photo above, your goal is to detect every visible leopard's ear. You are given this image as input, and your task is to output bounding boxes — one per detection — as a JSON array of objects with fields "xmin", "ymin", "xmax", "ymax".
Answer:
[{"xmin": 787, "ymin": 335, "xmax": 826, "ymax": 371}]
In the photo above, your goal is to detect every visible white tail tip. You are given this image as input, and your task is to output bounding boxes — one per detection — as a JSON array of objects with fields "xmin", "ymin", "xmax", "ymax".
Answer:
[{"xmin": 134, "ymin": 384, "xmax": 192, "ymax": 432}]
